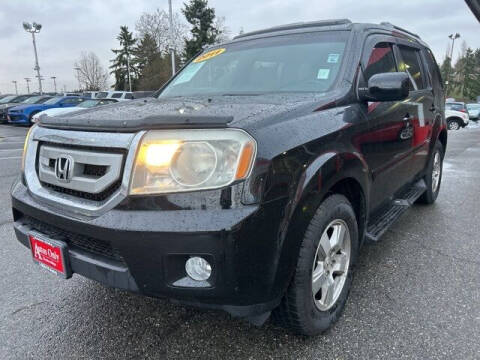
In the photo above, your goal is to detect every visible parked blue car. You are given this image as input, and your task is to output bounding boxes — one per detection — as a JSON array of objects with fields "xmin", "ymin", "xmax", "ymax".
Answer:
[{"xmin": 7, "ymin": 96, "xmax": 87, "ymax": 125}]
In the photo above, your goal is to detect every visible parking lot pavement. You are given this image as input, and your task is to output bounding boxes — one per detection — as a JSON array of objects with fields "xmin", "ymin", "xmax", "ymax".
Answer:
[{"xmin": 1, "ymin": 123, "xmax": 479, "ymax": 359}]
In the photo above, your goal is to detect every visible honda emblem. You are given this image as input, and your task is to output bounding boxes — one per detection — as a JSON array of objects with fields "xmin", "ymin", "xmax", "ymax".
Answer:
[{"xmin": 55, "ymin": 155, "xmax": 74, "ymax": 182}]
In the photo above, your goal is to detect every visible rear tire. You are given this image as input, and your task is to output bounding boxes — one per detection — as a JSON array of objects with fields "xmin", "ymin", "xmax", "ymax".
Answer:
[
  {"xmin": 418, "ymin": 142, "xmax": 444, "ymax": 205},
  {"xmin": 273, "ymin": 194, "xmax": 359, "ymax": 336},
  {"xmin": 447, "ymin": 119, "xmax": 460, "ymax": 130}
]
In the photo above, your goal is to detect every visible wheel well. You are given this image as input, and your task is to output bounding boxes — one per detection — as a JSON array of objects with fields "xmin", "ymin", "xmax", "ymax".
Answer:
[
  {"xmin": 326, "ymin": 178, "xmax": 367, "ymax": 243},
  {"xmin": 438, "ymin": 128, "xmax": 447, "ymax": 151},
  {"xmin": 446, "ymin": 117, "xmax": 461, "ymax": 123}
]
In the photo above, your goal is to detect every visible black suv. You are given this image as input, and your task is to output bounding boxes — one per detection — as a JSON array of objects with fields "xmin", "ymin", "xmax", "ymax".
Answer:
[{"xmin": 11, "ymin": 20, "xmax": 446, "ymax": 336}]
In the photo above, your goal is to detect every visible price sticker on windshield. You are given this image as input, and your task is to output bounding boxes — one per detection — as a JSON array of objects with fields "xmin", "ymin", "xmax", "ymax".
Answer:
[{"xmin": 193, "ymin": 48, "xmax": 226, "ymax": 63}]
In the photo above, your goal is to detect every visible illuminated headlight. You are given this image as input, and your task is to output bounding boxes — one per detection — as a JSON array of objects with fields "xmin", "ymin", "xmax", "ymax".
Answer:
[{"xmin": 129, "ymin": 129, "xmax": 256, "ymax": 195}]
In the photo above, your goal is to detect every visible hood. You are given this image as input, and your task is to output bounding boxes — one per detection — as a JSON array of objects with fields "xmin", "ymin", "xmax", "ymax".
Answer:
[
  {"xmin": 9, "ymin": 104, "xmax": 43, "ymax": 112},
  {"xmin": 39, "ymin": 93, "xmax": 339, "ymax": 132},
  {"xmin": 0, "ymin": 103, "xmax": 20, "ymax": 110},
  {"xmin": 40, "ymin": 107, "xmax": 76, "ymax": 117}
]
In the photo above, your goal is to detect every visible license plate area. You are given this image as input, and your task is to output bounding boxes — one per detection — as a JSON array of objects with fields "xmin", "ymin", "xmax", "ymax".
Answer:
[{"xmin": 29, "ymin": 232, "xmax": 72, "ymax": 278}]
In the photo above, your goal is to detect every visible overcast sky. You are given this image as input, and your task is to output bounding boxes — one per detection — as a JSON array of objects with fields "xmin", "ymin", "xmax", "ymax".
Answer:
[{"xmin": 0, "ymin": 0, "xmax": 478, "ymax": 94}]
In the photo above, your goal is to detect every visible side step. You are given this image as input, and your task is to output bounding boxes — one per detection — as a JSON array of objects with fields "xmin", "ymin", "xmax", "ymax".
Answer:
[{"xmin": 366, "ymin": 180, "xmax": 427, "ymax": 242}]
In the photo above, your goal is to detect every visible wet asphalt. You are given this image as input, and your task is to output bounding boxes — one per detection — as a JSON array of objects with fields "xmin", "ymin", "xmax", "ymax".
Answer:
[{"xmin": 0, "ymin": 123, "xmax": 479, "ymax": 359}]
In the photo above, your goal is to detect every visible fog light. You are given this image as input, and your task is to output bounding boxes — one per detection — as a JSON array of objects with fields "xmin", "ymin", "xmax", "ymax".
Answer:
[{"xmin": 185, "ymin": 257, "xmax": 212, "ymax": 281}]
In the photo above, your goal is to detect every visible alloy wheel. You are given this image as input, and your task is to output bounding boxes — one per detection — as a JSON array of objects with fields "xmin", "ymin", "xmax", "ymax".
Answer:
[{"xmin": 312, "ymin": 219, "xmax": 351, "ymax": 311}]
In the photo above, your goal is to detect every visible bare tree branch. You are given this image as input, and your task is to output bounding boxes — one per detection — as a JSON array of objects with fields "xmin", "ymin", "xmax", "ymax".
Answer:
[{"xmin": 74, "ymin": 52, "xmax": 109, "ymax": 91}]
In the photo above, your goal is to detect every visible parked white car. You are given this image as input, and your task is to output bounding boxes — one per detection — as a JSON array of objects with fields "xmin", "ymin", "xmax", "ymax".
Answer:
[
  {"xmin": 32, "ymin": 98, "xmax": 119, "ymax": 123},
  {"xmin": 445, "ymin": 108, "xmax": 469, "ymax": 130},
  {"xmin": 95, "ymin": 91, "xmax": 134, "ymax": 101},
  {"xmin": 466, "ymin": 103, "xmax": 480, "ymax": 121}
]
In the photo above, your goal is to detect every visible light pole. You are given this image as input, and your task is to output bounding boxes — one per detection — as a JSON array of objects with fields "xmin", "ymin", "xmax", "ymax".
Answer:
[
  {"xmin": 51, "ymin": 76, "xmax": 57, "ymax": 93},
  {"xmin": 74, "ymin": 67, "xmax": 81, "ymax": 92},
  {"xmin": 446, "ymin": 33, "xmax": 460, "ymax": 96},
  {"xmin": 126, "ymin": 51, "xmax": 132, "ymax": 92},
  {"xmin": 24, "ymin": 78, "xmax": 31, "ymax": 94},
  {"xmin": 23, "ymin": 21, "xmax": 43, "ymax": 95},
  {"xmin": 168, "ymin": 0, "xmax": 176, "ymax": 76},
  {"xmin": 12, "ymin": 81, "xmax": 18, "ymax": 95}
]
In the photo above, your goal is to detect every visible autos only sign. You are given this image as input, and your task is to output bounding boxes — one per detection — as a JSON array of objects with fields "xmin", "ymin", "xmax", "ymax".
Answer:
[{"xmin": 29, "ymin": 235, "xmax": 66, "ymax": 275}]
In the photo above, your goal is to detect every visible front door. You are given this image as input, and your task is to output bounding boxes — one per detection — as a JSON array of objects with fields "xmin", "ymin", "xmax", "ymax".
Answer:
[{"xmin": 355, "ymin": 36, "xmax": 419, "ymax": 212}]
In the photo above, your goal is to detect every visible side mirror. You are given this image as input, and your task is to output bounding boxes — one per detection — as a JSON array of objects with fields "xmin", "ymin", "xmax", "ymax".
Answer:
[{"xmin": 359, "ymin": 72, "xmax": 409, "ymax": 102}]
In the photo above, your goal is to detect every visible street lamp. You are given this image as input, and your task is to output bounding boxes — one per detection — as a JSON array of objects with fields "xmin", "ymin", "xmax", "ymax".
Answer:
[
  {"xmin": 168, "ymin": 0, "xmax": 176, "ymax": 76},
  {"xmin": 51, "ymin": 76, "xmax": 57, "ymax": 93},
  {"xmin": 446, "ymin": 33, "xmax": 460, "ymax": 96},
  {"xmin": 23, "ymin": 21, "xmax": 43, "ymax": 95},
  {"xmin": 12, "ymin": 81, "xmax": 18, "ymax": 95},
  {"xmin": 24, "ymin": 78, "xmax": 31, "ymax": 94}
]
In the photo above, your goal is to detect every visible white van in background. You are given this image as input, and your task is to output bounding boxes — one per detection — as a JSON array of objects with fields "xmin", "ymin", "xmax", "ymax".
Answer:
[{"xmin": 96, "ymin": 91, "xmax": 134, "ymax": 101}]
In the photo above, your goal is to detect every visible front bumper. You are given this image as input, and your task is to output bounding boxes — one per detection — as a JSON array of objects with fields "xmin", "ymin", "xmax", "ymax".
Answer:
[
  {"xmin": 11, "ymin": 180, "xmax": 285, "ymax": 317},
  {"xmin": 8, "ymin": 113, "xmax": 29, "ymax": 124}
]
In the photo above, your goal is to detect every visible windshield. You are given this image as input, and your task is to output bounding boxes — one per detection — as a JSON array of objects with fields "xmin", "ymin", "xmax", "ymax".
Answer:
[
  {"xmin": 22, "ymin": 96, "xmax": 50, "ymax": 104},
  {"xmin": 446, "ymin": 103, "xmax": 465, "ymax": 111},
  {"xmin": 159, "ymin": 31, "xmax": 348, "ymax": 98},
  {"xmin": 467, "ymin": 104, "xmax": 480, "ymax": 109},
  {"xmin": 44, "ymin": 97, "xmax": 62, "ymax": 105},
  {"xmin": 0, "ymin": 95, "xmax": 16, "ymax": 103},
  {"xmin": 77, "ymin": 100, "xmax": 99, "ymax": 108},
  {"xmin": 96, "ymin": 92, "xmax": 109, "ymax": 98}
]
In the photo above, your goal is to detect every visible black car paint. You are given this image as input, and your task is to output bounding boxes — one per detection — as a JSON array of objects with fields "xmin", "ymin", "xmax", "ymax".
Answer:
[{"xmin": 11, "ymin": 22, "xmax": 446, "ymax": 319}]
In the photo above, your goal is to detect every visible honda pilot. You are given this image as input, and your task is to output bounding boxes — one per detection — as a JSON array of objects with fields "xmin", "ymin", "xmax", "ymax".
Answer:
[{"xmin": 11, "ymin": 19, "xmax": 446, "ymax": 336}]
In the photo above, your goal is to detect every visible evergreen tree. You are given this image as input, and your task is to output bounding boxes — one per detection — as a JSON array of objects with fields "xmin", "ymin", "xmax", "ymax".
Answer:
[
  {"xmin": 440, "ymin": 56, "xmax": 453, "ymax": 95},
  {"xmin": 182, "ymin": 0, "xmax": 220, "ymax": 60},
  {"xmin": 110, "ymin": 26, "xmax": 137, "ymax": 91},
  {"xmin": 133, "ymin": 33, "xmax": 160, "ymax": 77}
]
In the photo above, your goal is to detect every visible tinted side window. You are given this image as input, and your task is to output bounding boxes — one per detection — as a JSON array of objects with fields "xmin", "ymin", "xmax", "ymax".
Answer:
[
  {"xmin": 111, "ymin": 93, "xmax": 123, "ymax": 98},
  {"xmin": 125, "ymin": 93, "xmax": 133, "ymax": 99},
  {"xmin": 398, "ymin": 46, "xmax": 425, "ymax": 90},
  {"xmin": 364, "ymin": 43, "xmax": 397, "ymax": 81}
]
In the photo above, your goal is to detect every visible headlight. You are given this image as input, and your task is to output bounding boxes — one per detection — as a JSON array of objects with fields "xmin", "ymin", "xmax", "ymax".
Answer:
[{"xmin": 129, "ymin": 129, "xmax": 256, "ymax": 195}]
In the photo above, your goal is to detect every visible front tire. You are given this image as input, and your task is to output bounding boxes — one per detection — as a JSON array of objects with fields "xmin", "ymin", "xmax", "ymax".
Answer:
[
  {"xmin": 273, "ymin": 194, "xmax": 359, "ymax": 336},
  {"xmin": 418, "ymin": 142, "xmax": 444, "ymax": 204}
]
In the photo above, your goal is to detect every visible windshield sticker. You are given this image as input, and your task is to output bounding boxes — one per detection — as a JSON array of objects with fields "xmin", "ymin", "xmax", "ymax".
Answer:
[
  {"xmin": 327, "ymin": 54, "xmax": 340, "ymax": 63},
  {"xmin": 193, "ymin": 48, "xmax": 226, "ymax": 63},
  {"xmin": 172, "ymin": 62, "xmax": 205, "ymax": 85},
  {"xmin": 317, "ymin": 68, "xmax": 330, "ymax": 80}
]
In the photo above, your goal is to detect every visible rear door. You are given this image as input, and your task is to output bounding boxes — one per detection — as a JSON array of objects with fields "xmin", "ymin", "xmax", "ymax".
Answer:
[
  {"xmin": 357, "ymin": 35, "xmax": 418, "ymax": 211},
  {"xmin": 395, "ymin": 43, "xmax": 434, "ymax": 177}
]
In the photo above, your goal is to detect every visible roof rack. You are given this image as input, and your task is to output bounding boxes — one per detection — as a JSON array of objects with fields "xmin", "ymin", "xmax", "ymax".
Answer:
[
  {"xmin": 380, "ymin": 22, "xmax": 421, "ymax": 39},
  {"xmin": 234, "ymin": 19, "xmax": 352, "ymax": 40}
]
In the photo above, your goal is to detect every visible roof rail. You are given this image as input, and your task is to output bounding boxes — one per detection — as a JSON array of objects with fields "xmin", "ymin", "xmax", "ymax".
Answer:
[
  {"xmin": 234, "ymin": 19, "xmax": 352, "ymax": 40},
  {"xmin": 380, "ymin": 22, "xmax": 421, "ymax": 39}
]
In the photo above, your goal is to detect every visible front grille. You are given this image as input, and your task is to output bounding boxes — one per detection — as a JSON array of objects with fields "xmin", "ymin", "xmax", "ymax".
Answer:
[
  {"xmin": 84, "ymin": 164, "xmax": 108, "ymax": 177},
  {"xmin": 41, "ymin": 180, "xmax": 122, "ymax": 202},
  {"xmin": 37, "ymin": 143, "xmax": 125, "ymax": 202},
  {"xmin": 22, "ymin": 215, "xmax": 125, "ymax": 263}
]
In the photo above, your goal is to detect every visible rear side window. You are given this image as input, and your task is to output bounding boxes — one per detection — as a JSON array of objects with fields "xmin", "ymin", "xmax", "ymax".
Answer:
[
  {"xmin": 125, "ymin": 93, "xmax": 133, "ymax": 99},
  {"xmin": 398, "ymin": 46, "xmax": 425, "ymax": 90},
  {"xmin": 111, "ymin": 93, "xmax": 123, "ymax": 98},
  {"xmin": 424, "ymin": 49, "xmax": 443, "ymax": 90},
  {"xmin": 364, "ymin": 43, "xmax": 397, "ymax": 81}
]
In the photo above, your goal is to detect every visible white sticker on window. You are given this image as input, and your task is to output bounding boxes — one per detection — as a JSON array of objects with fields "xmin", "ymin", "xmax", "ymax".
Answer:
[
  {"xmin": 327, "ymin": 54, "xmax": 340, "ymax": 63},
  {"xmin": 317, "ymin": 69, "xmax": 330, "ymax": 80},
  {"xmin": 172, "ymin": 62, "xmax": 205, "ymax": 85}
]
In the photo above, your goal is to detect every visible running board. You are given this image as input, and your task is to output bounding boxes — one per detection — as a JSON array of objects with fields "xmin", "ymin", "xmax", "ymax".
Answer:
[{"xmin": 366, "ymin": 180, "xmax": 427, "ymax": 242}]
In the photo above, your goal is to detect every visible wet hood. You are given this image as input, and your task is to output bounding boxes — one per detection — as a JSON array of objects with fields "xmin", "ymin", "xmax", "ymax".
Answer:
[
  {"xmin": 39, "ymin": 93, "xmax": 338, "ymax": 132},
  {"xmin": 0, "ymin": 103, "xmax": 21, "ymax": 110},
  {"xmin": 8, "ymin": 104, "xmax": 43, "ymax": 112}
]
